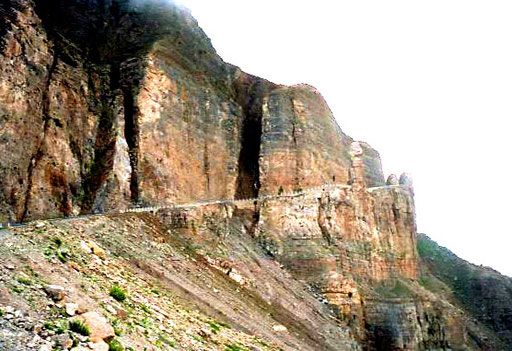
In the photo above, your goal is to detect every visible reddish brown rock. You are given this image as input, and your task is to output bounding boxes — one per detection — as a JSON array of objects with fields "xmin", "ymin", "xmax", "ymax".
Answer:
[{"xmin": 71, "ymin": 311, "xmax": 115, "ymax": 343}]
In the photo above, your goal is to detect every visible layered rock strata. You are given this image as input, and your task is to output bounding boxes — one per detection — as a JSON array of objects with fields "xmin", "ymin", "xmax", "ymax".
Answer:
[{"xmin": 0, "ymin": 0, "xmax": 385, "ymax": 222}]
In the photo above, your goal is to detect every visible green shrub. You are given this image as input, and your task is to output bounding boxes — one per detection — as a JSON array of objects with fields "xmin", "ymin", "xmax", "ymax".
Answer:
[
  {"xmin": 109, "ymin": 285, "xmax": 127, "ymax": 302},
  {"xmin": 225, "ymin": 344, "xmax": 249, "ymax": 351},
  {"xmin": 108, "ymin": 338, "xmax": 125, "ymax": 351},
  {"xmin": 57, "ymin": 250, "xmax": 69, "ymax": 263},
  {"xmin": 69, "ymin": 319, "xmax": 90, "ymax": 336},
  {"xmin": 0, "ymin": 309, "xmax": 5, "ymax": 317},
  {"xmin": 53, "ymin": 237, "xmax": 63, "ymax": 247},
  {"xmin": 11, "ymin": 286, "xmax": 23, "ymax": 293},
  {"xmin": 17, "ymin": 277, "xmax": 32, "ymax": 285},
  {"xmin": 140, "ymin": 304, "xmax": 151, "ymax": 314}
]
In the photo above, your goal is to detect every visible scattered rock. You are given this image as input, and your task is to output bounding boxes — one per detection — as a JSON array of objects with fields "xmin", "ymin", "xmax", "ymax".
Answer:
[
  {"xmin": 79, "ymin": 241, "xmax": 92, "ymax": 254},
  {"xmin": 87, "ymin": 241, "xmax": 105, "ymax": 258},
  {"xmin": 272, "ymin": 324, "xmax": 288, "ymax": 332},
  {"xmin": 87, "ymin": 341, "xmax": 109, "ymax": 351},
  {"xmin": 55, "ymin": 334, "xmax": 73, "ymax": 349},
  {"xmin": 33, "ymin": 324, "xmax": 43, "ymax": 334},
  {"xmin": 70, "ymin": 262, "xmax": 81, "ymax": 272},
  {"xmin": 38, "ymin": 344, "xmax": 52, "ymax": 351},
  {"xmin": 71, "ymin": 311, "xmax": 114, "ymax": 343},
  {"xmin": 65, "ymin": 303, "xmax": 79, "ymax": 316},
  {"xmin": 44, "ymin": 285, "xmax": 67, "ymax": 301}
]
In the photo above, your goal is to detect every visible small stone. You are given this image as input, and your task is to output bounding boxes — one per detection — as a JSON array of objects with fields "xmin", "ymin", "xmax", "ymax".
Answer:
[
  {"xmin": 35, "ymin": 222, "xmax": 45, "ymax": 229},
  {"xmin": 88, "ymin": 341, "xmax": 109, "ymax": 351},
  {"xmin": 6, "ymin": 265, "xmax": 15, "ymax": 270},
  {"xmin": 38, "ymin": 344, "xmax": 52, "ymax": 351},
  {"xmin": 70, "ymin": 262, "xmax": 81, "ymax": 272},
  {"xmin": 44, "ymin": 285, "xmax": 67, "ymax": 301},
  {"xmin": 87, "ymin": 241, "xmax": 105, "ymax": 258},
  {"xmin": 65, "ymin": 302, "xmax": 79, "ymax": 316},
  {"xmin": 33, "ymin": 324, "xmax": 43, "ymax": 334},
  {"xmin": 272, "ymin": 324, "xmax": 288, "ymax": 332},
  {"xmin": 104, "ymin": 305, "xmax": 117, "ymax": 315},
  {"xmin": 79, "ymin": 241, "xmax": 92, "ymax": 254},
  {"xmin": 55, "ymin": 334, "xmax": 73, "ymax": 349}
]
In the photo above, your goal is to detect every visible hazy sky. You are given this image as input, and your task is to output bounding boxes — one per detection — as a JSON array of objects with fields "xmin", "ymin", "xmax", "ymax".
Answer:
[{"xmin": 177, "ymin": 0, "xmax": 512, "ymax": 276}]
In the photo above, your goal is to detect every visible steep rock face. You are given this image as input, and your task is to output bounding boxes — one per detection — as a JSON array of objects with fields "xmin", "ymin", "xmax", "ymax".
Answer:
[
  {"xmin": 256, "ymin": 144, "xmax": 417, "ymax": 283},
  {"xmin": 0, "ymin": 0, "xmax": 384, "ymax": 222},
  {"xmin": 259, "ymin": 85, "xmax": 353, "ymax": 195}
]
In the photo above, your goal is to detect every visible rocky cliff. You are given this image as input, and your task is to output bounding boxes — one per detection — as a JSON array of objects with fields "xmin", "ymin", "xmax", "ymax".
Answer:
[{"xmin": 1, "ymin": 1, "xmax": 511, "ymax": 350}]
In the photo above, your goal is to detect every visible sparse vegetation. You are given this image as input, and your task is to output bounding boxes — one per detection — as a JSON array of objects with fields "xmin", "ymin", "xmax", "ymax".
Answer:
[
  {"xmin": 108, "ymin": 338, "xmax": 125, "ymax": 351},
  {"xmin": 0, "ymin": 308, "xmax": 5, "ymax": 317},
  {"xmin": 208, "ymin": 320, "xmax": 230, "ymax": 334},
  {"xmin": 69, "ymin": 319, "xmax": 90, "ymax": 336},
  {"xmin": 112, "ymin": 318, "xmax": 124, "ymax": 336},
  {"xmin": 110, "ymin": 285, "xmax": 127, "ymax": 302},
  {"xmin": 225, "ymin": 343, "xmax": 249, "ymax": 351},
  {"xmin": 158, "ymin": 334, "xmax": 175, "ymax": 347},
  {"xmin": 57, "ymin": 250, "xmax": 69, "ymax": 263},
  {"xmin": 53, "ymin": 237, "xmax": 63, "ymax": 247},
  {"xmin": 140, "ymin": 303, "xmax": 151, "ymax": 314},
  {"xmin": 17, "ymin": 277, "xmax": 32, "ymax": 285},
  {"xmin": 11, "ymin": 286, "xmax": 23, "ymax": 293}
]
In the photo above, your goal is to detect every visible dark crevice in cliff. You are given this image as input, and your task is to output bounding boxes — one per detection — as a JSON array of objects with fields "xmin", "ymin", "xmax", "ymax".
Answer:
[
  {"xmin": 120, "ymin": 59, "xmax": 148, "ymax": 205},
  {"xmin": 234, "ymin": 80, "xmax": 267, "ymax": 200},
  {"xmin": 79, "ymin": 64, "xmax": 121, "ymax": 213},
  {"xmin": 203, "ymin": 141, "xmax": 210, "ymax": 192},
  {"xmin": 122, "ymin": 82, "xmax": 140, "ymax": 204},
  {"xmin": 20, "ymin": 51, "xmax": 59, "ymax": 222},
  {"xmin": 289, "ymin": 98, "xmax": 303, "ymax": 191}
]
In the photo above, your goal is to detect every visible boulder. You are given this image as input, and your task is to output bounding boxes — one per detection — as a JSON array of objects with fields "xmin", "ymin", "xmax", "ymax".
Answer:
[
  {"xmin": 71, "ymin": 311, "xmax": 115, "ymax": 343},
  {"xmin": 44, "ymin": 285, "xmax": 67, "ymax": 301}
]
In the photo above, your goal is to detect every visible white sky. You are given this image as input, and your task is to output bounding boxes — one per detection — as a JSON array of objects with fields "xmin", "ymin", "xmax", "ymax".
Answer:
[{"xmin": 177, "ymin": 0, "xmax": 512, "ymax": 276}]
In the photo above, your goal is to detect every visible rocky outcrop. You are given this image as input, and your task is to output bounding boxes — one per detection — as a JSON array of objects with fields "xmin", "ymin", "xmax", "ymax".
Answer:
[{"xmin": 0, "ymin": 0, "xmax": 385, "ymax": 222}]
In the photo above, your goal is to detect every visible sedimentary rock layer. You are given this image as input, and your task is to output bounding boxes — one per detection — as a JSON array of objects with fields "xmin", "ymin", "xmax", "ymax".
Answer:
[{"xmin": 0, "ymin": 0, "xmax": 385, "ymax": 222}]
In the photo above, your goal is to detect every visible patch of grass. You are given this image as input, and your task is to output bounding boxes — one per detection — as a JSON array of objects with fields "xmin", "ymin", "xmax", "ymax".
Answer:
[
  {"xmin": 12, "ymin": 286, "xmax": 23, "ymax": 293},
  {"xmin": 208, "ymin": 320, "xmax": 229, "ymax": 334},
  {"xmin": 57, "ymin": 250, "xmax": 69, "ymax": 263},
  {"xmin": 158, "ymin": 334, "xmax": 175, "ymax": 347},
  {"xmin": 111, "ymin": 319, "xmax": 124, "ymax": 337},
  {"xmin": 140, "ymin": 304, "xmax": 151, "ymax": 314},
  {"xmin": 108, "ymin": 338, "xmax": 125, "ymax": 351},
  {"xmin": 224, "ymin": 344, "xmax": 249, "ymax": 351},
  {"xmin": 52, "ymin": 237, "xmax": 63, "ymax": 247},
  {"xmin": 17, "ymin": 277, "xmax": 32, "ymax": 285},
  {"xmin": 43, "ymin": 321, "xmax": 55, "ymax": 330},
  {"xmin": 69, "ymin": 319, "xmax": 90, "ymax": 336},
  {"xmin": 109, "ymin": 285, "xmax": 127, "ymax": 302},
  {"xmin": 0, "ymin": 309, "xmax": 5, "ymax": 317},
  {"xmin": 55, "ymin": 320, "xmax": 68, "ymax": 334},
  {"xmin": 135, "ymin": 316, "xmax": 152, "ymax": 330}
]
